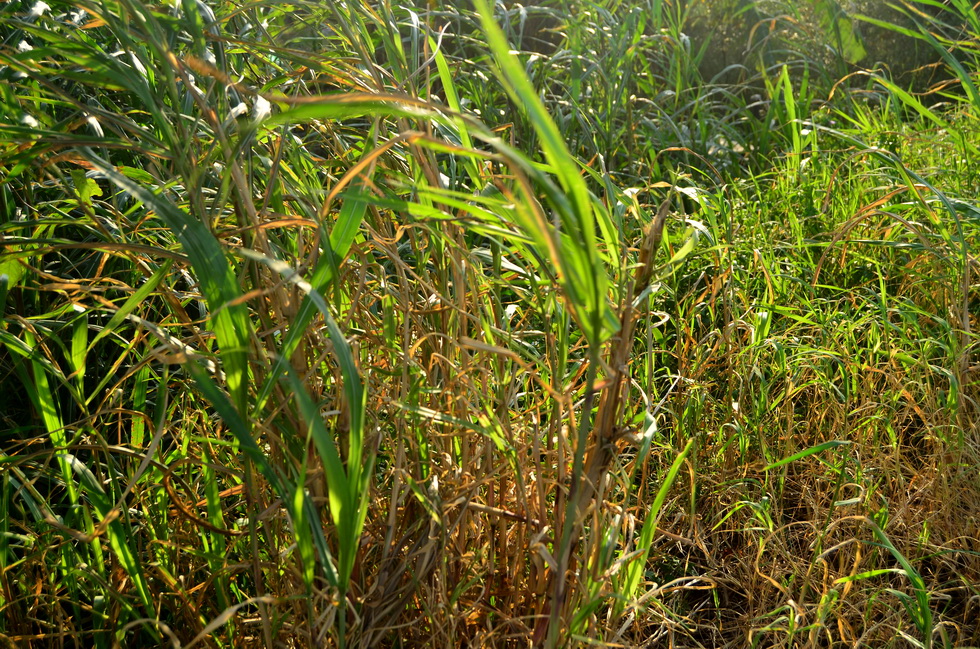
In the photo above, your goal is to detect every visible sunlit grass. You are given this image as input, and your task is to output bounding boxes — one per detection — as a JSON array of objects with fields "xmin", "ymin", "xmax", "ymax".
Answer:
[{"xmin": 1, "ymin": 0, "xmax": 979, "ymax": 647}]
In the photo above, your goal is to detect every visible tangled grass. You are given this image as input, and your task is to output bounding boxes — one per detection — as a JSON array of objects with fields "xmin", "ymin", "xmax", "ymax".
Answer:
[{"xmin": 1, "ymin": 0, "xmax": 979, "ymax": 647}]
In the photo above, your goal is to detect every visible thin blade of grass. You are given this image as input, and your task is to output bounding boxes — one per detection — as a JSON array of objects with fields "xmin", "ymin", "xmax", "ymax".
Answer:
[
  {"xmin": 473, "ymin": 0, "xmax": 614, "ymax": 345},
  {"xmin": 187, "ymin": 360, "xmax": 340, "ymax": 588},
  {"xmin": 618, "ymin": 439, "xmax": 693, "ymax": 607},
  {"xmin": 763, "ymin": 440, "xmax": 850, "ymax": 471},
  {"xmin": 81, "ymin": 150, "xmax": 254, "ymax": 413}
]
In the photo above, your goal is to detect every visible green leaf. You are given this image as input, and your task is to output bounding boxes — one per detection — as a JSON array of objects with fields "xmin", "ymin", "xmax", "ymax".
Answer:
[
  {"xmin": 63, "ymin": 453, "xmax": 155, "ymax": 617},
  {"xmin": 473, "ymin": 0, "xmax": 614, "ymax": 346},
  {"xmin": 764, "ymin": 441, "xmax": 850, "ymax": 471},
  {"xmin": 0, "ymin": 249, "xmax": 26, "ymax": 297},
  {"xmin": 666, "ymin": 227, "xmax": 698, "ymax": 267},
  {"xmin": 268, "ymin": 97, "xmax": 435, "ymax": 126},
  {"xmin": 236, "ymin": 247, "xmax": 369, "ymax": 591},
  {"xmin": 70, "ymin": 311, "xmax": 87, "ymax": 386},
  {"xmin": 71, "ymin": 169, "xmax": 102, "ymax": 210},
  {"xmin": 91, "ymin": 260, "xmax": 173, "ymax": 347},
  {"xmin": 619, "ymin": 440, "xmax": 694, "ymax": 606},
  {"xmin": 292, "ymin": 479, "xmax": 315, "ymax": 590},
  {"xmin": 814, "ymin": 0, "xmax": 866, "ymax": 64},
  {"xmin": 187, "ymin": 360, "xmax": 340, "ymax": 588},
  {"xmin": 255, "ymin": 173, "xmax": 373, "ymax": 410},
  {"xmin": 834, "ymin": 568, "xmax": 904, "ymax": 584},
  {"xmin": 81, "ymin": 150, "xmax": 254, "ymax": 414}
]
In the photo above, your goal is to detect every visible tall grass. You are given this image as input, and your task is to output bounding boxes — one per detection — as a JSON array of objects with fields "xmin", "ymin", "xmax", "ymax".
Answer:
[{"xmin": 1, "ymin": 0, "xmax": 979, "ymax": 647}]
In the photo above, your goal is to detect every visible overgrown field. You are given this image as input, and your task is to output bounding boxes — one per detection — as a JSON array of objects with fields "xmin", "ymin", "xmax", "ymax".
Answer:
[{"xmin": 1, "ymin": 0, "xmax": 979, "ymax": 646}]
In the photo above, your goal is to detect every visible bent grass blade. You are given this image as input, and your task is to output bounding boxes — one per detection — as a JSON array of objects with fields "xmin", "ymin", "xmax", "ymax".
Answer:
[
  {"xmin": 80, "ymin": 150, "xmax": 254, "ymax": 414},
  {"xmin": 237, "ymin": 247, "xmax": 369, "ymax": 595}
]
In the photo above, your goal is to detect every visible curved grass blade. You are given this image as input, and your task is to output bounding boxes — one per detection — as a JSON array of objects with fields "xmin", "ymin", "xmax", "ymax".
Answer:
[
  {"xmin": 618, "ymin": 439, "xmax": 693, "ymax": 608},
  {"xmin": 763, "ymin": 440, "xmax": 850, "ymax": 471},
  {"xmin": 81, "ymin": 150, "xmax": 254, "ymax": 413},
  {"xmin": 61, "ymin": 454, "xmax": 157, "ymax": 624},
  {"xmin": 255, "ymin": 169, "xmax": 375, "ymax": 411},
  {"xmin": 186, "ymin": 361, "xmax": 339, "ymax": 588},
  {"xmin": 473, "ymin": 0, "xmax": 614, "ymax": 346},
  {"xmin": 237, "ymin": 247, "xmax": 369, "ymax": 592}
]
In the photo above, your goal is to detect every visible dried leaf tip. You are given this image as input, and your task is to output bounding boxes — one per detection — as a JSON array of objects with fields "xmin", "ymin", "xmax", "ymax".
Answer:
[{"xmin": 634, "ymin": 196, "xmax": 671, "ymax": 295}]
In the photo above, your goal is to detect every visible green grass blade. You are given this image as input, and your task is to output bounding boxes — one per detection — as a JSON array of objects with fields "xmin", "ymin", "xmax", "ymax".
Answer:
[
  {"xmin": 255, "ymin": 178, "xmax": 374, "ymax": 411},
  {"xmin": 268, "ymin": 97, "xmax": 436, "ymax": 126},
  {"xmin": 187, "ymin": 360, "xmax": 339, "ymax": 588},
  {"xmin": 473, "ymin": 0, "xmax": 613, "ymax": 345},
  {"xmin": 619, "ymin": 439, "xmax": 693, "ymax": 606},
  {"xmin": 237, "ymin": 246, "xmax": 370, "ymax": 589},
  {"xmin": 864, "ymin": 518, "xmax": 934, "ymax": 647},
  {"xmin": 62, "ymin": 454, "xmax": 156, "ymax": 624},
  {"xmin": 763, "ymin": 440, "xmax": 851, "ymax": 471},
  {"xmin": 90, "ymin": 260, "xmax": 174, "ymax": 347},
  {"xmin": 81, "ymin": 151, "xmax": 254, "ymax": 414}
]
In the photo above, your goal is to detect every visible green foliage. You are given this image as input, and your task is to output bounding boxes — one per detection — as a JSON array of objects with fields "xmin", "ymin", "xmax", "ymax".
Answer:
[{"xmin": 1, "ymin": 0, "xmax": 979, "ymax": 646}]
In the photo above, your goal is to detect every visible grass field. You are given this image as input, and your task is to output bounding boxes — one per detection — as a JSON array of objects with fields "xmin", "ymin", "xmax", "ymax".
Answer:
[{"xmin": 1, "ymin": 0, "xmax": 979, "ymax": 646}]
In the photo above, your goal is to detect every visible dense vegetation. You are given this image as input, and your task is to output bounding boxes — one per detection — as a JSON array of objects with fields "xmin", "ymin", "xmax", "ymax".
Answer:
[{"xmin": 1, "ymin": 0, "xmax": 979, "ymax": 646}]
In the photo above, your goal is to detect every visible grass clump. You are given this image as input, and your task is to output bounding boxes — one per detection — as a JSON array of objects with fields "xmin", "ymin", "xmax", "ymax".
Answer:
[{"xmin": 1, "ymin": 0, "xmax": 979, "ymax": 647}]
